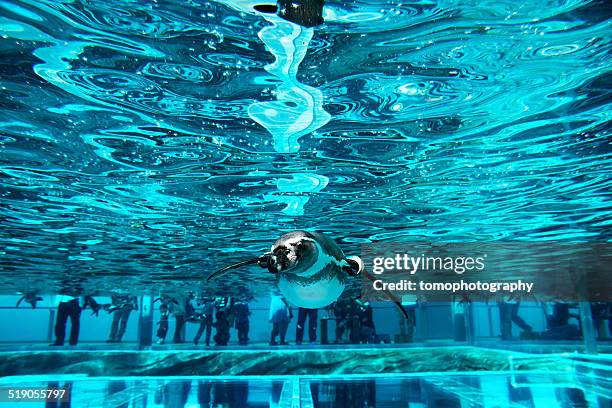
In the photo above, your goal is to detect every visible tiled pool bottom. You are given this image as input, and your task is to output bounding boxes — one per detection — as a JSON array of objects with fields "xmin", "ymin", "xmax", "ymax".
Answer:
[
  {"xmin": 0, "ymin": 347, "xmax": 610, "ymax": 407},
  {"xmin": 0, "ymin": 372, "xmax": 610, "ymax": 408}
]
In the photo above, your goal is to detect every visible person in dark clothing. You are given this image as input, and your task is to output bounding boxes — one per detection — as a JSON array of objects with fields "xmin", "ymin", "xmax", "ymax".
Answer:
[
  {"xmin": 333, "ymin": 300, "xmax": 349, "ymax": 343},
  {"xmin": 233, "ymin": 300, "xmax": 250, "ymax": 346},
  {"xmin": 498, "ymin": 300, "xmax": 533, "ymax": 340},
  {"xmin": 156, "ymin": 306, "xmax": 169, "ymax": 344},
  {"xmin": 52, "ymin": 296, "xmax": 81, "ymax": 346},
  {"xmin": 402, "ymin": 302, "xmax": 417, "ymax": 343},
  {"xmin": 356, "ymin": 300, "xmax": 376, "ymax": 344},
  {"xmin": 269, "ymin": 291, "xmax": 292, "ymax": 345},
  {"xmin": 347, "ymin": 300, "xmax": 362, "ymax": 344},
  {"xmin": 296, "ymin": 307, "xmax": 318, "ymax": 344},
  {"xmin": 213, "ymin": 297, "xmax": 233, "ymax": 346},
  {"xmin": 542, "ymin": 302, "xmax": 580, "ymax": 340},
  {"xmin": 173, "ymin": 314, "xmax": 186, "ymax": 343},
  {"xmin": 185, "ymin": 294, "xmax": 196, "ymax": 319},
  {"xmin": 51, "ymin": 294, "xmax": 99, "ymax": 346},
  {"xmin": 172, "ymin": 294, "xmax": 193, "ymax": 344},
  {"xmin": 154, "ymin": 295, "xmax": 175, "ymax": 345},
  {"xmin": 194, "ymin": 297, "xmax": 215, "ymax": 346},
  {"xmin": 106, "ymin": 294, "xmax": 138, "ymax": 343},
  {"xmin": 591, "ymin": 302, "xmax": 612, "ymax": 339},
  {"xmin": 214, "ymin": 310, "xmax": 231, "ymax": 346}
]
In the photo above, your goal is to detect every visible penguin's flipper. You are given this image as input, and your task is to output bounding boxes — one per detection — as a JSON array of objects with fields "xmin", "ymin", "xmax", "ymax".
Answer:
[
  {"xmin": 206, "ymin": 255, "xmax": 269, "ymax": 282},
  {"xmin": 362, "ymin": 271, "xmax": 411, "ymax": 320},
  {"xmin": 29, "ymin": 298, "xmax": 43, "ymax": 309},
  {"xmin": 16, "ymin": 296, "xmax": 25, "ymax": 307}
]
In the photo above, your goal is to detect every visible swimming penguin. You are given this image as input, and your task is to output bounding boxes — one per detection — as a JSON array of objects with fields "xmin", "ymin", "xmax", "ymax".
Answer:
[
  {"xmin": 207, "ymin": 230, "xmax": 410, "ymax": 318},
  {"xmin": 16, "ymin": 292, "xmax": 43, "ymax": 309}
]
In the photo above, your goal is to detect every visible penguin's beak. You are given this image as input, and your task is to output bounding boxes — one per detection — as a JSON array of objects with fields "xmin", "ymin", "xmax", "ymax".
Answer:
[
  {"xmin": 206, "ymin": 254, "xmax": 273, "ymax": 281},
  {"xmin": 266, "ymin": 254, "xmax": 283, "ymax": 273}
]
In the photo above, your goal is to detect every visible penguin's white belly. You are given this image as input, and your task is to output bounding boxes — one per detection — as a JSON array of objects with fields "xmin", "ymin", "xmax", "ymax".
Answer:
[{"xmin": 277, "ymin": 273, "xmax": 345, "ymax": 308}]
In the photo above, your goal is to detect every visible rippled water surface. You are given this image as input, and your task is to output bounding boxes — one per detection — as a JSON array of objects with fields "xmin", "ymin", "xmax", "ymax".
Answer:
[{"xmin": 0, "ymin": 0, "xmax": 610, "ymax": 295}]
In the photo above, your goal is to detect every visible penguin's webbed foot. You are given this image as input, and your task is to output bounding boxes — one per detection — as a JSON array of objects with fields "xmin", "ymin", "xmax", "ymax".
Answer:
[{"xmin": 343, "ymin": 256, "xmax": 364, "ymax": 277}]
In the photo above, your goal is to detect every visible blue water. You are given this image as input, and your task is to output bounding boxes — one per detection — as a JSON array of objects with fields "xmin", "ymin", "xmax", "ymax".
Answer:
[
  {"xmin": 0, "ymin": 0, "xmax": 610, "ymax": 296},
  {"xmin": 1, "ymin": 371, "xmax": 610, "ymax": 407}
]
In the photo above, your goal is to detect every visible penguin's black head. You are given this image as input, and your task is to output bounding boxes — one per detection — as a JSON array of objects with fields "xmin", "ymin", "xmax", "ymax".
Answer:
[{"xmin": 267, "ymin": 231, "xmax": 317, "ymax": 274}]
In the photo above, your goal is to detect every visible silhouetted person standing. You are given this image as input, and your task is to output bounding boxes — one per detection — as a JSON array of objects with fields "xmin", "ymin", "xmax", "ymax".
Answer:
[
  {"xmin": 154, "ymin": 295, "xmax": 175, "ymax": 345},
  {"xmin": 269, "ymin": 291, "xmax": 292, "ymax": 345},
  {"xmin": 107, "ymin": 294, "xmax": 138, "ymax": 343},
  {"xmin": 51, "ymin": 295, "xmax": 81, "ymax": 346},
  {"xmin": 542, "ymin": 302, "xmax": 580, "ymax": 340},
  {"xmin": 333, "ymin": 300, "xmax": 349, "ymax": 343},
  {"xmin": 194, "ymin": 298, "xmax": 215, "ymax": 346},
  {"xmin": 172, "ymin": 295, "xmax": 189, "ymax": 344},
  {"xmin": 233, "ymin": 299, "xmax": 250, "ymax": 346},
  {"xmin": 498, "ymin": 299, "xmax": 532, "ymax": 340},
  {"xmin": 213, "ymin": 297, "xmax": 232, "ymax": 346},
  {"xmin": 357, "ymin": 300, "xmax": 375, "ymax": 344},
  {"xmin": 214, "ymin": 310, "xmax": 231, "ymax": 346},
  {"xmin": 51, "ymin": 294, "xmax": 99, "ymax": 346},
  {"xmin": 296, "ymin": 307, "xmax": 318, "ymax": 345},
  {"xmin": 591, "ymin": 302, "xmax": 612, "ymax": 339}
]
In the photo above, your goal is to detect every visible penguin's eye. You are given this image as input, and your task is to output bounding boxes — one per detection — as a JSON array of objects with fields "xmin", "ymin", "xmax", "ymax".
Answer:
[{"xmin": 274, "ymin": 246, "xmax": 290, "ymax": 256}]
